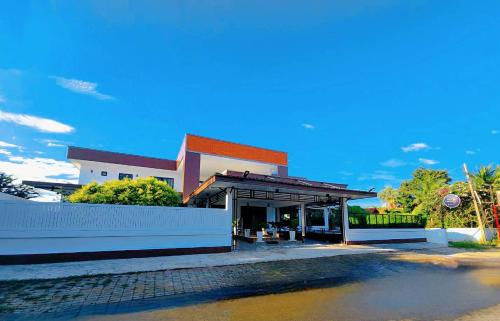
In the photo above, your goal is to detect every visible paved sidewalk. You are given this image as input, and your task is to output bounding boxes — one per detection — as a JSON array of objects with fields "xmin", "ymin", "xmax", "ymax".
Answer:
[{"xmin": 0, "ymin": 242, "xmax": 444, "ymax": 281}]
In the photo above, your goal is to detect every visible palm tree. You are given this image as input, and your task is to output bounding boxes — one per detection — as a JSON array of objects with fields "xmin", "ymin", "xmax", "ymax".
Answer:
[
  {"xmin": 494, "ymin": 166, "xmax": 500, "ymax": 198},
  {"xmin": 473, "ymin": 165, "xmax": 496, "ymax": 204}
]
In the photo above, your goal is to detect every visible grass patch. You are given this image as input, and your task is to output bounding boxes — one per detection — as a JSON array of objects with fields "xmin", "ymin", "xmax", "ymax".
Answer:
[{"xmin": 449, "ymin": 240, "xmax": 498, "ymax": 250}]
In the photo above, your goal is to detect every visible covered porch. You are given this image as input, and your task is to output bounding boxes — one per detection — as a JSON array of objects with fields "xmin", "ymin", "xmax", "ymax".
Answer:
[{"xmin": 184, "ymin": 171, "xmax": 377, "ymax": 245}]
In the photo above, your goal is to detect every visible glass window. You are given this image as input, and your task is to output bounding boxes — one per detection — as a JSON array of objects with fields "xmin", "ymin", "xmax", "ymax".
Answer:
[
  {"xmin": 101, "ymin": 171, "xmax": 107, "ymax": 176},
  {"xmin": 118, "ymin": 173, "xmax": 133, "ymax": 180},
  {"xmin": 155, "ymin": 176, "xmax": 174, "ymax": 187}
]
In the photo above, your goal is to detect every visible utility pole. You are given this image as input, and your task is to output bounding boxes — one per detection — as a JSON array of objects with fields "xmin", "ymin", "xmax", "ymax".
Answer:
[{"xmin": 463, "ymin": 163, "xmax": 487, "ymax": 244}]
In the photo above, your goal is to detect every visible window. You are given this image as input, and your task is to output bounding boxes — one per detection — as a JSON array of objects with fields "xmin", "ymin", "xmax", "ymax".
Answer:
[
  {"xmin": 155, "ymin": 176, "xmax": 174, "ymax": 187},
  {"xmin": 118, "ymin": 173, "xmax": 133, "ymax": 180},
  {"xmin": 101, "ymin": 171, "xmax": 107, "ymax": 176}
]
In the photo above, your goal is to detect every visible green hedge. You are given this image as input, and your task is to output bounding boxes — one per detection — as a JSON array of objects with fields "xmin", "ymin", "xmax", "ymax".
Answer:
[{"xmin": 348, "ymin": 213, "xmax": 426, "ymax": 229}]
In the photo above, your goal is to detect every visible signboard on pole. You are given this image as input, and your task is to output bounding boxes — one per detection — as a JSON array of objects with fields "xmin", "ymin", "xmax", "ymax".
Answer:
[{"xmin": 443, "ymin": 194, "xmax": 461, "ymax": 209}]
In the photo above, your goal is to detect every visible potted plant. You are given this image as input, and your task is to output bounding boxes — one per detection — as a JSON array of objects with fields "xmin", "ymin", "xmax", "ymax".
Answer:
[
  {"xmin": 256, "ymin": 222, "xmax": 267, "ymax": 242},
  {"xmin": 289, "ymin": 219, "xmax": 298, "ymax": 241}
]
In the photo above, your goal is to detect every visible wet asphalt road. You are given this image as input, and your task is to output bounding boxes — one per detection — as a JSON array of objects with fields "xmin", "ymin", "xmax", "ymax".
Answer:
[{"xmin": 1, "ymin": 248, "xmax": 500, "ymax": 321}]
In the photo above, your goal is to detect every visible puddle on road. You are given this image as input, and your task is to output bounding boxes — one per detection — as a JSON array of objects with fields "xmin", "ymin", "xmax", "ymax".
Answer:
[{"xmin": 85, "ymin": 265, "xmax": 500, "ymax": 321}]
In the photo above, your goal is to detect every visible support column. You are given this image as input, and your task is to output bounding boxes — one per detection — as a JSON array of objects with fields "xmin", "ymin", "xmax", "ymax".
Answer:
[
  {"xmin": 341, "ymin": 198, "xmax": 349, "ymax": 244},
  {"xmin": 226, "ymin": 189, "xmax": 235, "ymax": 248},
  {"xmin": 323, "ymin": 207, "xmax": 329, "ymax": 230},
  {"xmin": 300, "ymin": 204, "xmax": 306, "ymax": 243}
]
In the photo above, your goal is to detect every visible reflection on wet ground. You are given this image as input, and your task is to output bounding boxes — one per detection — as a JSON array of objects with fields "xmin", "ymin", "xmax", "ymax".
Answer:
[{"xmin": 83, "ymin": 250, "xmax": 500, "ymax": 321}]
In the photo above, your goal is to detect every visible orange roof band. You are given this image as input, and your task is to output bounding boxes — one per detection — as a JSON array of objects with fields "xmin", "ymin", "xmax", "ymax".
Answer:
[{"xmin": 185, "ymin": 134, "xmax": 288, "ymax": 166}]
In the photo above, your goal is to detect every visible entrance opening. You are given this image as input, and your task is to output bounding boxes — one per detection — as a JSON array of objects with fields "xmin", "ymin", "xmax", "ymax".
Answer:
[
  {"xmin": 304, "ymin": 205, "xmax": 343, "ymax": 243},
  {"xmin": 241, "ymin": 206, "xmax": 267, "ymax": 232}
]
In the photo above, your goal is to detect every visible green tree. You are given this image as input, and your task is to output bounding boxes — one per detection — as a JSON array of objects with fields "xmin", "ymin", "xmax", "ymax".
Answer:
[
  {"xmin": 395, "ymin": 168, "xmax": 451, "ymax": 227},
  {"xmin": 68, "ymin": 177, "xmax": 180, "ymax": 206},
  {"xmin": 378, "ymin": 186, "xmax": 399, "ymax": 209},
  {"xmin": 396, "ymin": 181, "xmax": 415, "ymax": 213},
  {"xmin": 473, "ymin": 165, "xmax": 497, "ymax": 202},
  {"xmin": 472, "ymin": 165, "xmax": 499, "ymax": 227},
  {"xmin": 0, "ymin": 172, "xmax": 38, "ymax": 199},
  {"xmin": 494, "ymin": 165, "xmax": 500, "ymax": 192},
  {"xmin": 380, "ymin": 165, "xmax": 498, "ymax": 228},
  {"xmin": 447, "ymin": 181, "xmax": 476, "ymax": 228}
]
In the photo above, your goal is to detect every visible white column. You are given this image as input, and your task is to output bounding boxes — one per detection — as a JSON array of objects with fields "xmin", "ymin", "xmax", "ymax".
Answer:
[
  {"xmin": 226, "ymin": 189, "xmax": 235, "ymax": 242},
  {"xmin": 225, "ymin": 189, "xmax": 233, "ymax": 214},
  {"xmin": 266, "ymin": 207, "xmax": 276, "ymax": 222},
  {"xmin": 300, "ymin": 204, "xmax": 306, "ymax": 242},
  {"xmin": 341, "ymin": 197, "xmax": 350, "ymax": 244},
  {"xmin": 323, "ymin": 208, "xmax": 329, "ymax": 230}
]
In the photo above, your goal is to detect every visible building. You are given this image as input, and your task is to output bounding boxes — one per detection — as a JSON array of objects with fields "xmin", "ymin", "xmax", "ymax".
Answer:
[{"xmin": 65, "ymin": 134, "xmax": 376, "ymax": 243}]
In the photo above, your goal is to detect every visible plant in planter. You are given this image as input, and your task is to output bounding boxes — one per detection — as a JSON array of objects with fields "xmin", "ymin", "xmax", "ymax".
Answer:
[
  {"xmin": 289, "ymin": 219, "xmax": 298, "ymax": 241},
  {"xmin": 268, "ymin": 221, "xmax": 280, "ymax": 239},
  {"xmin": 256, "ymin": 222, "xmax": 267, "ymax": 242}
]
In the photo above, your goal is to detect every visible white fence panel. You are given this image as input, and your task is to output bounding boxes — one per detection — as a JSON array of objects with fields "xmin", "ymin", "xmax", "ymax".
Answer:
[
  {"xmin": 345, "ymin": 228, "xmax": 426, "ymax": 243},
  {"xmin": 346, "ymin": 227, "xmax": 498, "ymax": 245},
  {"xmin": 445, "ymin": 228, "xmax": 497, "ymax": 242},
  {"xmin": 0, "ymin": 201, "xmax": 231, "ymax": 255}
]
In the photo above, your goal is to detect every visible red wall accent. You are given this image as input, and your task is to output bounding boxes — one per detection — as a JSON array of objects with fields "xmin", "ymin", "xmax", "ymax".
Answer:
[
  {"xmin": 186, "ymin": 134, "xmax": 288, "ymax": 166},
  {"xmin": 182, "ymin": 151, "xmax": 201, "ymax": 197}
]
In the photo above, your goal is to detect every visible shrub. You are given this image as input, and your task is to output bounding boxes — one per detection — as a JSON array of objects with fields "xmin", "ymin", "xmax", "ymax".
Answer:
[
  {"xmin": 348, "ymin": 205, "xmax": 368, "ymax": 215},
  {"xmin": 68, "ymin": 177, "xmax": 180, "ymax": 206}
]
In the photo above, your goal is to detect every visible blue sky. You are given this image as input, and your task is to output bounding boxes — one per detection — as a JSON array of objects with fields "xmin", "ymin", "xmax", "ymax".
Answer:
[{"xmin": 0, "ymin": 1, "xmax": 499, "ymax": 205}]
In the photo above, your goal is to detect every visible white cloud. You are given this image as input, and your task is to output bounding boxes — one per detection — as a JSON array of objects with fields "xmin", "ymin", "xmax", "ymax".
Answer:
[
  {"xmin": 401, "ymin": 143, "xmax": 430, "ymax": 152},
  {"xmin": 0, "ymin": 155, "xmax": 78, "ymax": 184},
  {"xmin": 51, "ymin": 76, "xmax": 114, "ymax": 100},
  {"xmin": 47, "ymin": 142, "xmax": 65, "ymax": 147},
  {"xmin": 419, "ymin": 158, "xmax": 439, "ymax": 165},
  {"xmin": 301, "ymin": 123, "xmax": 315, "ymax": 130},
  {"xmin": 0, "ymin": 149, "xmax": 11, "ymax": 155},
  {"xmin": 39, "ymin": 139, "xmax": 66, "ymax": 148},
  {"xmin": 380, "ymin": 158, "xmax": 406, "ymax": 168},
  {"xmin": 358, "ymin": 170, "xmax": 396, "ymax": 181},
  {"xmin": 0, "ymin": 140, "xmax": 19, "ymax": 148},
  {"xmin": 492, "ymin": 129, "xmax": 499, "ymax": 135},
  {"xmin": 465, "ymin": 150, "xmax": 476, "ymax": 155},
  {"xmin": 0, "ymin": 110, "xmax": 74, "ymax": 133}
]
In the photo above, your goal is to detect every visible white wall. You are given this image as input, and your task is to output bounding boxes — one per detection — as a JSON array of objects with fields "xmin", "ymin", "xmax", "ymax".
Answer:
[
  {"xmin": 74, "ymin": 160, "xmax": 182, "ymax": 192},
  {"xmin": 0, "ymin": 201, "xmax": 231, "ymax": 255},
  {"xmin": 345, "ymin": 227, "xmax": 498, "ymax": 245},
  {"xmin": 199, "ymin": 154, "xmax": 278, "ymax": 180},
  {"xmin": 345, "ymin": 228, "xmax": 427, "ymax": 243},
  {"xmin": 444, "ymin": 228, "xmax": 497, "ymax": 242}
]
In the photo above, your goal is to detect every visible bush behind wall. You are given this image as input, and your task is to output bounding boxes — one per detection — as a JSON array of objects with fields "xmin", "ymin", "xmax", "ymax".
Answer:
[{"xmin": 68, "ymin": 177, "xmax": 181, "ymax": 207}]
